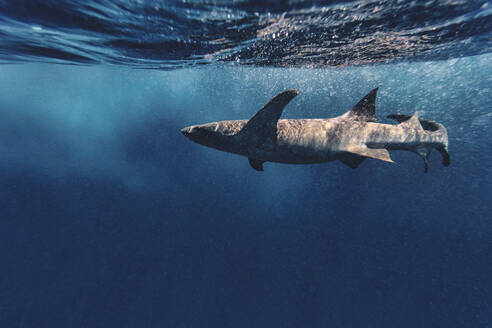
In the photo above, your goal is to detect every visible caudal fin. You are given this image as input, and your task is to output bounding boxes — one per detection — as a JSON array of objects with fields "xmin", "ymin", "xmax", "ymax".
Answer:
[
  {"xmin": 387, "ymin": 113, "xmax": 450, "ymax": 170},
  {"xmin": 437, "ymin": 146, "xmax": 451, "ymax": 166}
]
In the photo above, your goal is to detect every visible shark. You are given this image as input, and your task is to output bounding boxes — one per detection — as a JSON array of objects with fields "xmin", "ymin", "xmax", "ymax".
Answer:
[{"xmin": 180, "ymin": 88, "xmax": 450, "ymax": 172}]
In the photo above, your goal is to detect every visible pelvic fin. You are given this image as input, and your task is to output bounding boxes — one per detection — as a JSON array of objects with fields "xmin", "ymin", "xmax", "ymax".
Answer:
[{"xmin": 346, "ymin": 146, "xmax": 393, "ymax": 163}]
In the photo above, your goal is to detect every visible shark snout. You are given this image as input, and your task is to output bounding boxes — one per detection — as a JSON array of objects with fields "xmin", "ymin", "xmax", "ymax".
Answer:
[{"xmin": 181, "ymin": 126, "xmax": 193, "ymax": 137}]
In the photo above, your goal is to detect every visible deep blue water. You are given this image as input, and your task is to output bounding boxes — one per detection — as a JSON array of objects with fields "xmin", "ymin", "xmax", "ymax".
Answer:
[{"xmin": 1, "ymin": 1, "xmax": 492, "ymax": 327}]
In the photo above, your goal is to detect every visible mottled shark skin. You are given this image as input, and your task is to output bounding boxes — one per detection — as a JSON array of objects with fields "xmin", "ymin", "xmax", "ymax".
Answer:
[{"xmin": 181, "ymin": 88, "xmax": 450, "ymax": 172}]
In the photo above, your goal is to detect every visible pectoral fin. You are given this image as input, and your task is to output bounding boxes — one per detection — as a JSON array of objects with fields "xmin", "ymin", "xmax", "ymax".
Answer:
[
  {"xmin": 346, "ymin": 146, "xmax": 393, "ymax": 163},
  {"xmin": 248, "ymin": 158, "xmax": 265, "ymax": 171}
]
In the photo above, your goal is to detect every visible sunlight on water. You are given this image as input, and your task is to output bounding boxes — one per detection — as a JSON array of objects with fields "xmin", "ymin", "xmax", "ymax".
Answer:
[{"xmin": 0, "ymin": 0, "xmax": 490, "ymax": 68}]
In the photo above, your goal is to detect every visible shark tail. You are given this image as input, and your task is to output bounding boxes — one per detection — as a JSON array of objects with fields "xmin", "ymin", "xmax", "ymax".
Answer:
[
  {"xmin": 437, "ymin": 145, "xmax": 451, "ymax": 167},
  {"xmin": 387, "ymin": 113, "xmax": 450, "ymax": 169}
]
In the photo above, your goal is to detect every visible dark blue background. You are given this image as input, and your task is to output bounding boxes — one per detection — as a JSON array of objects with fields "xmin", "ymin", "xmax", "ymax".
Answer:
[{"xmin": 1, "ymin": 55, "xmax": 491, "ymax": 327}]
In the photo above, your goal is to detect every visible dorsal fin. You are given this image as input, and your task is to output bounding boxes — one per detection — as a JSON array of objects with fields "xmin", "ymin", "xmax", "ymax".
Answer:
[
  {"xmin": 387, "ymin": 114, "xmax": 440, "ymax": 131},
  {"xmin": 345, "ymin": 88, "xmax": 378, "ymax": 122},
  {"xmin": 238, "ymin": 89, "xmax": 299, "ymax": 147}
]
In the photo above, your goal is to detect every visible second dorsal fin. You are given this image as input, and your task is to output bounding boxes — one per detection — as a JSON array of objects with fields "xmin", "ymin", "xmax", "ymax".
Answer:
[
  {"xmin": 400, "ymin": 112, "xmax": 424, "ymax": 131},
  {"xmin": 387, "ymin": 114, "xmax": 440, "ymax": 131},
  {"xmin": 345, "ymin": 88, "xmax": 378, "ymax": 122}
]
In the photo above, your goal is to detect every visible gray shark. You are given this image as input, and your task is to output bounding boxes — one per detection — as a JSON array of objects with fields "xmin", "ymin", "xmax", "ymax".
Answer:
[{"xmin": 181, "ymin": 88, "xmax": 450, "ymax": 172}]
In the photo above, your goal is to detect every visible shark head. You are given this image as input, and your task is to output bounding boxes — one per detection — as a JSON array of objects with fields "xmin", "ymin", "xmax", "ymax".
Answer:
[
  {"xmin": 181, "ymin": 121, "xmax": 245, "ymax": 151},
  {"xmin": 181, "ymin": 122, "xmax": 220, "ymax": 145},
  {"xmin": 180, "ymin": 89, "xmax": 300, "ymax": 160}
]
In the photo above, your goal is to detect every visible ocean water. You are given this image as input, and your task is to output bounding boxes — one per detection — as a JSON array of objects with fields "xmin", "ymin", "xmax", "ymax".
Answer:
[{"xmin": 0, "ymin": 1, "xmax": 491, "ymax": 327}]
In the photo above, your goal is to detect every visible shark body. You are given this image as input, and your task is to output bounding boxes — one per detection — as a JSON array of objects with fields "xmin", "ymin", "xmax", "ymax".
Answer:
[{"xmin": 181, "ymin": 88, "xmax": 450, "ymax": 172}]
